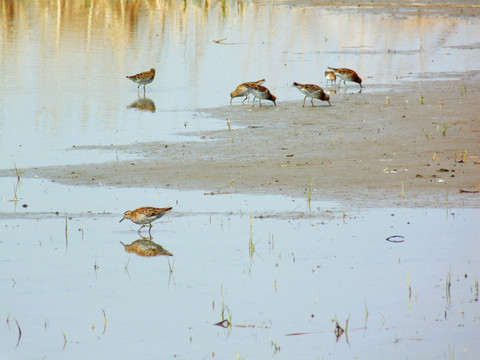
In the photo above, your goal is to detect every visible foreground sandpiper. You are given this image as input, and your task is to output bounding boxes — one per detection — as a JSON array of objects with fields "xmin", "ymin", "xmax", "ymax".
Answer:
[
  {"xmin": 230, "ymin": 79, "xmax": 265, "ymax": 104},
  {"xmin": 120, "ymin": 206, "xmax": 172, "ymax": 233},
  {"xmin": 245, "ymin": 83, "xmax": 277, "ymax": 106},
  {"xmin": 126, "ymin": 68, "xmax": 156, "ymax": 91},
  {"xmin": 327, "ymin": 67, "xmax": 362, "ymax": 88},
  {"xmin": 292, "ymin": 82, "xmax": 331, "ymax": 107}
]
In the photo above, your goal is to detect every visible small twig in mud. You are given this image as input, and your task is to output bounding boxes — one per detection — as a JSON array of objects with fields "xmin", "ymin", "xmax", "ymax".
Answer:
[{"xmin": 386, "ymin": 235, "xmax": 405, "ymax": 243}]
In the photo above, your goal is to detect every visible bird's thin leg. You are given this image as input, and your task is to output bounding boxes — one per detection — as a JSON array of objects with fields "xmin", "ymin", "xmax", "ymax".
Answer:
[
  {"xmin": 303, "ymin": 96, "xmax": 306, "ymax": 107},
  {"xmin": 242, "ymin": 96, "xmax": 247, "ymax": 104},
  {"xmin": 259, "ymin": 99, "xmax": 262, "ymax": 107},
  {"xmin": 311, "ymin": 98, "xmax": 315, "ymax": 107}
]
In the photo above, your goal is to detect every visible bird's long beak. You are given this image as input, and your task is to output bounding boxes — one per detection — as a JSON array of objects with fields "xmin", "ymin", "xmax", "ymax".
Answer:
[{"xmin": 119, "ymin": 216, "xmax": 126, "ymax": 223}]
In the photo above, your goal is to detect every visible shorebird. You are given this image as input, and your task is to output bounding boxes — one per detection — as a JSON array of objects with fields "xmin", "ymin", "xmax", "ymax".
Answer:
[
  {"xmin": 120, "ymin": 239, "xmax": 173, "ymax": 257},
  {"xmin": 325, "ymin": 71, "xmax": 336, "ymax": 85},
  {"xmin": 293, "ymin": 82, "xmax": 331, "ymax": 107},
  {"xmin": 230, "ymin": 79, "xmax": 265, "ymax": 104},
  {"xmin": 120, "ymin": 206, "xmax": 172, "ymax": 233},
  {"xmin": 327, "ymin": 67, "xmax": 362, "ymax": 88},
  {"xmin": 245, "ymin": 83, "xmax": 277, "ymax": 106},
  {"xmin": 126, "ymin": 68, "xmax": 156, "ymax": 91}
]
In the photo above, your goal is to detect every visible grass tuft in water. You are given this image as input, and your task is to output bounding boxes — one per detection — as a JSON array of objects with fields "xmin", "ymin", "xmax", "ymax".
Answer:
[
  {"xmin": 446, "ymin": 269, "xmax": 452, "ymax": 306},
  {"xmin": 15, "ymin": 319, "xmax": 22, "ymax": 348},
  {"xmin": 474, "ymin": 279, "xmax": 479, "ymax": 302},
  {"xmin": 442, "ymin": 122, "xmax": 451, "ymax": 137},
  {"xmin": 270, "ymin": 338, "xmax": 281, "ymax": 354},
  {"xmin": 306, "ymin": 180, "xmax": 314, "ymax": 210},
  {"xmin": 62, "ymin": 331, "xmax": 67, "ymax": 350}
]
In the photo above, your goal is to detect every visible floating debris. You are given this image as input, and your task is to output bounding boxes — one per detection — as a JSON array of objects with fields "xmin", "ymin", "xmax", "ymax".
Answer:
[{"xmin": 386, "ymin": 235, "xmax": 405, "ymax": 243}]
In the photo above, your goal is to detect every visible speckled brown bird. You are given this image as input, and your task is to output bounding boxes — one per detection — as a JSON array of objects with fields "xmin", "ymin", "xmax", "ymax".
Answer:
[
  {"xmin": 230, "ymin": 79, "xmax": 265, "ymax": 104},
  {"xmin": 120, "ymin": 206, "xmax": 172, "ymax": 233},
  {"xmin": 327, "ymin": 67, "xmax": 362, "ymax": 88},
  {"xmin": 126, "ymin": 68, "xmax": 156, "ymax": 91},
  {"xmin": 120, "ymin": 239, "xmax": 173, "ymax": 257},
  {"xmin": 325, "ymin": 71, "xmax": 336, "ymax": 85},
  {"xmin": 293, "ymin": 82, "xmax": 331, "ymax": 107},
  {"xmin": 245, "ymin": 83, "xmax": 276, "ymax": 107}
]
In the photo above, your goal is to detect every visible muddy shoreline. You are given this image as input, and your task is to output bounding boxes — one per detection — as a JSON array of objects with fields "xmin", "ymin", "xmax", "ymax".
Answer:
[{"xmin": 3, "ymin": 76, "xmax": 480, "ymax": 209}]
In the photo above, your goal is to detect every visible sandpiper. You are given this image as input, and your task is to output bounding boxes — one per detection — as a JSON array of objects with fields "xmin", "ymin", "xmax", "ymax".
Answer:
[
  {"xmin": 230, "ymin": 79, "xmax": 265, "ymax": 104},
  {"xmin": 245, "ymin": 83, "xmax": 277, "ymax": 106},
  {"xmin": 120, "ymin": 206, "xmax": 172, "ymax": 233},
  {"xmin": 120, "ymin": 239, "xmax": 173, "ymax": 257},
  {"xmin": 325, "ymin": 71, "xmax": 336, "ymax": 85},
  {"xmin": 126, "ymin": 68, "xmax": 156, "ymax": 91},
  {"xmin": 293, "ymin": 82, "xmax": 331, "ymax": 107},
  {"xmin": 327, "ymin": 67, "xmax": 362, "ymax": 88}
]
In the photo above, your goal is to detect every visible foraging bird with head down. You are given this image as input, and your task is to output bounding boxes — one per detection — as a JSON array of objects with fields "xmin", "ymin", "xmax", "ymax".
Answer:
[
  {"xmin": 230, "ymin": 79, "xmax": 265, "ymax": 104},
  {"xmin": 327, "ymin": 67, "xmax": 362, "ymax": 88},
  {"xmin": 244, "ymin": 83, "xmax": 277, "ymax": 106},
  {"xmin": 293, "ymin": 82, "xmax": 331, "ymax": 107}
]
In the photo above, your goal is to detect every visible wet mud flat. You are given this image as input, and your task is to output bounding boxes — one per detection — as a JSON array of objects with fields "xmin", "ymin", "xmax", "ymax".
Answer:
[{"xmin": 8, "ymin": 75, "xmax": 480, "ymax": 209}]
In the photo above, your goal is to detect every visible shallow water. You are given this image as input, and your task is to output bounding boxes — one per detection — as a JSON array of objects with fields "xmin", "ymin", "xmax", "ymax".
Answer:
[
  {"xmin": 1, "ymin": 1, "xmax": 480, "ymax": 358},
  {"xmin": 1, "ymin": 177, "xmax": 479, "ymax": 359},
  {"xmin": 1, "ymin": 1, "xmax": 480, "ymax": 168}
]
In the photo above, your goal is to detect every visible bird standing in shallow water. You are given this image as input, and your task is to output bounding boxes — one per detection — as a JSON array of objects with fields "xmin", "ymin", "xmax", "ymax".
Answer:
[
  {"xmin": 293, "ymin": 82, "xmax": 331, "ymax": 107},
  {"xmin": 325, "ymin": 71, "xmax": 336, "ymax": 85},
  {"xmin": 327, "ymin": 67, "xmax": 362, "ymax": 88},
  {"xmin": 120, "ymin": 206, "xmax": 172, "ymax": 233},
  {"xmin": 230, "ymin": 79, "xmax": 265, "ymax": 104},
  {"xmin": 245, "ymin": 83, "xmax": 277, "ymax": 106},
  {"xmin": 126, "ymin": 68, "xmax": 156, "ymax": 92}
]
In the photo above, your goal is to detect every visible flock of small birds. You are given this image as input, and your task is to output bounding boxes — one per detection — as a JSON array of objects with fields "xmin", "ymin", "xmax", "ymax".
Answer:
[
  {"xmin": 229, "ymin": 66, "xmax": 362, "ymax": 107},
  {"xmin": 122, "ymin": 66, "xmax": 362, "ymax": 233}
]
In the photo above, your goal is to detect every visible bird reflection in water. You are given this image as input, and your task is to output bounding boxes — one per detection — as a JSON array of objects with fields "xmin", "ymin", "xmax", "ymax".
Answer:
[
  {"xmin": 127, "ymin": 95, "xmax": 156, "ymax": 113},
  {"xmin": 120, "ymin": 237, "xmax": 173, "ymax": 257}
]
